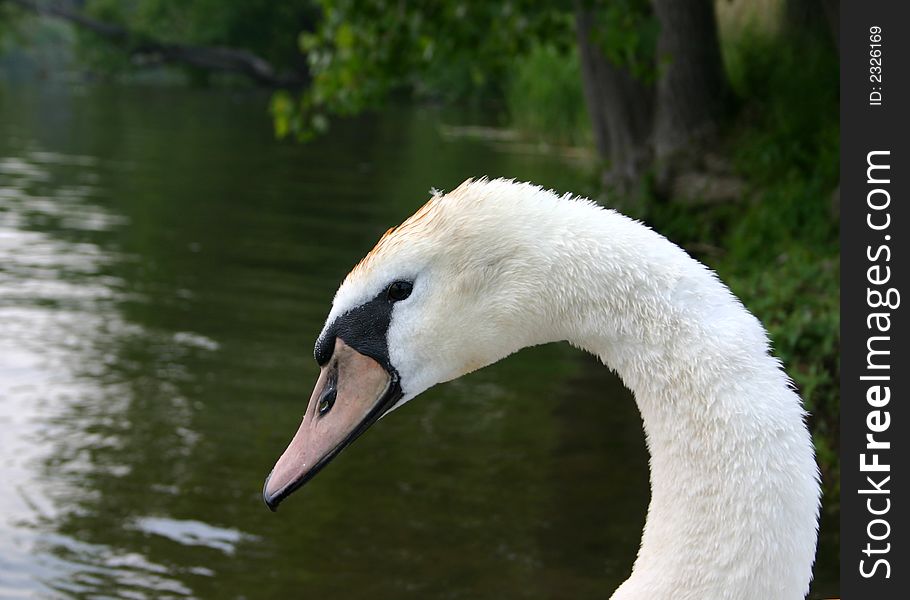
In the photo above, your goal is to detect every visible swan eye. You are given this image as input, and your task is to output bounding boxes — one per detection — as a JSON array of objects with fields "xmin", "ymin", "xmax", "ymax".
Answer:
[{"xmin": 387, "ymin": 280, "xmax": 413, "ymax": 302}]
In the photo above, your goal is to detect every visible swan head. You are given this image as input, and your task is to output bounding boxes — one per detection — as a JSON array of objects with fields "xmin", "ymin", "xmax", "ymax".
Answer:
[{"xmin": 263, "ymin": 179, "xmax": 560, "ymax": 509}]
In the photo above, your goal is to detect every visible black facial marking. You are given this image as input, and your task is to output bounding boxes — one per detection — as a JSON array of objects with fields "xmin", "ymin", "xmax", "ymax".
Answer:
[{"xmin": 315, "ymin": 283, "xmax": 411, "ymax": 371}]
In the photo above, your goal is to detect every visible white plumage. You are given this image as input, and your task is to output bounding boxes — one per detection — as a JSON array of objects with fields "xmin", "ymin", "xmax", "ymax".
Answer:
[{"xmin": 320, "ymin": 178, "xmax": 821, "ymax": 599}]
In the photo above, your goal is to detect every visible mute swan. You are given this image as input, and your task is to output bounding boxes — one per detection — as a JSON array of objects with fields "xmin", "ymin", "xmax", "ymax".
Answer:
[{"xmin": 263, "ymin": 178, "xmax": 820, "ymax": 599}]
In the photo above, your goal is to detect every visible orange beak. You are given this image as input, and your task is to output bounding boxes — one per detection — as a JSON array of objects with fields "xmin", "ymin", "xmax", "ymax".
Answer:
[{"xmin": 262, "ymin": 338, "xmax": 401, "ymax": 510}]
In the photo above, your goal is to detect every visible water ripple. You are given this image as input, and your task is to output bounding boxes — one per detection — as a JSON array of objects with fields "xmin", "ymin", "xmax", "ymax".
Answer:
[{"xmin": 131, "ymin": 517, "xmax": 259, "ymax": 556}]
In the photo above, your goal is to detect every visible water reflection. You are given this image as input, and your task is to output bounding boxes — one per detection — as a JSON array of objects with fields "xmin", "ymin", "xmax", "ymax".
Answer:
[
  {"xmin": 0, "ymin": 84, "xmax": 835, "ymax": 598},
  {"xmin": 0, "ymin": 145, "xmax": 191, "ymax": 596},
  {"xmin": 132, "ymin": 517, "xmax": 257, "ymax": 556}
]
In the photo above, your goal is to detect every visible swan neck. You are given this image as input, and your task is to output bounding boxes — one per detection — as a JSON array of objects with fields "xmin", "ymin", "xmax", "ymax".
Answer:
[{"xmin": 538, "ymin": 206, "xmax": 820, "ymax": 599}]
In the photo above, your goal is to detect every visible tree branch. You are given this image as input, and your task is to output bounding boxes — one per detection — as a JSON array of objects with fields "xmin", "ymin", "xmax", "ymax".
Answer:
[{"xmin": 6, "ymin": 0, "xmax": 308, "ymax": 87}]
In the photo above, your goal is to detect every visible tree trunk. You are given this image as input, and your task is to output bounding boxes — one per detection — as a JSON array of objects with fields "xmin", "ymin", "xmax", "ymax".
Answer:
[
  {"xmin": 785, "ymin": 0, "xmax": 839, "ymax": 52},
  {"xmin": 820, "ymin": 0, "xmax": 839, "ymax": 52},
  {"xmin": 822, "ymin": 0, "xmax": 840, "ymax": 53},
  {"xmin": 652, "ymin": 0, "xmax": 730, "ymax": 166},
  {"xmin": 574, "ymin": 6, "xmax": 653, "ymax": 191}
]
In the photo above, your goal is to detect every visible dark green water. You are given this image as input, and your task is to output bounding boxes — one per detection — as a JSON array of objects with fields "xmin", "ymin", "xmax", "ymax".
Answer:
[{"xmin": 1, "ymin": 84, "xmax": 836, "ymax": 598}]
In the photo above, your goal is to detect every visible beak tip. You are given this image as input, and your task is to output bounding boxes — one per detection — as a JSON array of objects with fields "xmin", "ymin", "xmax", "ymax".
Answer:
[{"xmin": 262, "ymin": 473, "xmax": 281, "ymax": 512}]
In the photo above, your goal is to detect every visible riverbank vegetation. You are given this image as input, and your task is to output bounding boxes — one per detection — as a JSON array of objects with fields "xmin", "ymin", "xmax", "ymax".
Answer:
[{"xmin": 3, "ymin": 0, "xmax": 839, "ymax": 517}]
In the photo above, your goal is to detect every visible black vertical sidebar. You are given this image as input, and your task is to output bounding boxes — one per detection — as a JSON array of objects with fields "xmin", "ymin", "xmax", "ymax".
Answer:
[{"xmin": 840, "ymin": 1, "xmax": 908, "ymax": 598}]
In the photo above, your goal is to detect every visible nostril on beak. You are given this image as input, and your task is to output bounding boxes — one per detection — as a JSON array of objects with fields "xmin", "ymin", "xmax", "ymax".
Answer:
[{"xmin": 318, "ymin": 382, "xmax": 337, "ymax": 415}]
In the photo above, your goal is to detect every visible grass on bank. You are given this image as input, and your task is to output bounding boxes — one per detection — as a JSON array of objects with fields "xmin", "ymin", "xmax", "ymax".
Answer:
[{"xmin": 506, "ymin": 43, "xmax": 591, "ymax": 148}]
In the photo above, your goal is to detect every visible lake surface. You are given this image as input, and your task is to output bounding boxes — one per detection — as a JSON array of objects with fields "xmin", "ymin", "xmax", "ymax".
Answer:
[{"xmin": 0, "ymin": 84, "xmax": 836, "ymax": 598}]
